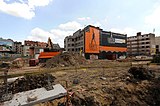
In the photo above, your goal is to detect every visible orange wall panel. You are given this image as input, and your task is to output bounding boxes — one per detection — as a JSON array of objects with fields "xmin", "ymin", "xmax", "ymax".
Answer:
[
  {"xmin": 99, "ymin": 46, "xmax": 127, "ymax": 52},
  {"xmin": 85, "ymin": 27, "xmax": 100, "ymax": 53}
]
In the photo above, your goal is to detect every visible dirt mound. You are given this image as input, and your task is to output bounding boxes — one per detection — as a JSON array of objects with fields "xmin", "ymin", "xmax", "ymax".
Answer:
[
  {"xmin": 70, "ymin": 96, "xmax": 100, "ymax": 106},
  {"xmin": 0, "ymin": 73, "xmax": 56, "ymax": 96},
  {"xmin": 43, "ymin": 52, "xmax": 86, "ymax": 68},
  {"xmin": 152, "ymin": 55, "xmax": 160, "ymax": 64},
  {"xmin": 58, "ymin": 96, "xmax": 100, "ymax": 106},
  {"xmin": 128, "ymin": 67, "xmax": 155, "ymax": 80}
]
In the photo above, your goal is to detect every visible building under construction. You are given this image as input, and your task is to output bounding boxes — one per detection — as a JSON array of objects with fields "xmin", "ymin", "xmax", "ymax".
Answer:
[{"xmin": 64, "ymin": 25, "xmax": 127, "ymax": 59}]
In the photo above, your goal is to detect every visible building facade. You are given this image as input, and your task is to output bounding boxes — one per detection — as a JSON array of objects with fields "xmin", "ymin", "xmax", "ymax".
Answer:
[
  {"xmin": 22, "ymin": 45, "xmax": 30, "ymax": 57},
  {"xmin": 0, "ymin": 38, "xmax": 14, "ymax": 51},
  {"xmin": 13, "ymin": 41, "xmax": 22, "ymax": 54},
  {"xmin": 64, "ymin": 25, "xmax": 127, "ymax": 59},
  {"xmin": 155, "ymin": 36, "xmax": 160, "ymax": 54},
  {"xmin": 127, "ymin": 32, "xmax": 156, "ymax": 56},
  {"xmin": 64, "ymin": 29, "xmax": 84, "ymax": 53},
  {"xmin": 0, "ymin": 38, "xmax": 23, "ymax": 58},
  {"xmin": 24, "ymin": 40, "xmax": 47, "ymax": 48}
]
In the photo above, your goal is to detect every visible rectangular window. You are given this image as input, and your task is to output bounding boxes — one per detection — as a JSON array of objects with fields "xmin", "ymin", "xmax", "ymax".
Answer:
[
  {"xmin": 156, "ymin": 45, "xmax": 159, "ymax": 48},
  {"xmin": 146, "ymin": 42, "xmax": 150, "ymax": 44}
]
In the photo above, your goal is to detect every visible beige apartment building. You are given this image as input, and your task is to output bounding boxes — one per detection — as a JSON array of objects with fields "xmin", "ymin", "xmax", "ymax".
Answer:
[
  {"xmin": 127, "ymin": 32, "xmax": 157, "ymax": 56},
  {"xmin": 155, "ymin": 36, "xmax": 160, "ymax": 54}
]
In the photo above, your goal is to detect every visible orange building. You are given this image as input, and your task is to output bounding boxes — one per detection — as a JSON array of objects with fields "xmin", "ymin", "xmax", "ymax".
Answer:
[{"xmin": 64, "ymin": 25, "xmax": 127, "ymax": 60}]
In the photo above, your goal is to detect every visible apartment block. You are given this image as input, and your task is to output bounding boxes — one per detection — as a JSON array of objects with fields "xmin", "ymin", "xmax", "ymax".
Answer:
[
  {"xmin": 13, "ymin": 41, "xmax": 22, "ymax": 54},
  {"xmin": 155, "ymin": 36, "xmax": 160, "ymax": 54},
  {"xmin": 64, "ymin": 29, "xmax": 84, "ymax": 53},
  {"xmin": 24, "ymin": 40, "xmax": 47, "ymax": 48},
  {"xmin": 127, "ymin": 32, "xmax": 156, "ymax": 56}
]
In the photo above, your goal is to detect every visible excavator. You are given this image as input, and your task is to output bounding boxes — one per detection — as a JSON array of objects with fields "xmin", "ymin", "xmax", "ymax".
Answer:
[{"xmin": 38, "ymin": 37, "xmax": 60, "ymax": 63}]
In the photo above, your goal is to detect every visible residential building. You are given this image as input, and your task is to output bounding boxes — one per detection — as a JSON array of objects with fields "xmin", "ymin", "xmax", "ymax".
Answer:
[
  {"xmin": 24, "ymin": 40, "xmax": 47, "ymax": 48},
  {"xmin": 64, "ymin": 29, "xmax": 84, "ymax": 53},
  {"xmin": 127, "ymin": 32, "xmax": 156, "ymax": 56},
  {"xmin": 64, "ymin": 25, "xmax": 127, "ymax": 59},
  {"xmin": 13, "ymin": 41, "xmax": 22, "ymax": 54},
  {"xmin": 23, "ymin": 40, "xmax": 61, "ymax": 58},
  {"xmin": 155, "ymin": 36, "xmax": 160, "ymax": 54},
  {"xmin": 22, "ymin": 45, "xmax": 30, "ymax": 57}
]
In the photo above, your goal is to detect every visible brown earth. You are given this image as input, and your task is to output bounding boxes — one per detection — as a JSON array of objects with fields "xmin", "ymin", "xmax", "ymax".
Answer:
[
  {"xmin": 42, "ymin": 52, "xmax": 86, "ymax": 68},
  {"xmin": 1, "ymin": 59, "xmax": 160, "ymax": 106}
]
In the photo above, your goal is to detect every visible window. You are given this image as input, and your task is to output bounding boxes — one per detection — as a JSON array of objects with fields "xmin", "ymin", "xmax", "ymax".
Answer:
[
  {"xmin": 156, "ymin": 45, "xmax": 159, "ymax": 48},
  {"xmin": 146, "ymin": 42, "xmax": 150, "ymax": 44}
]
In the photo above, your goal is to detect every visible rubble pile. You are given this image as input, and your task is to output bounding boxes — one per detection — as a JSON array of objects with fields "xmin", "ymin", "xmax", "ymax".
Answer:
[
  {"xmin": 43, "ymin": 52, "xmax": 86, "ymax": 68},
  {"xmin": 5, "ymin": 74, "xmax": 56, "ymax": 94},
  {"xmin": 128, "ymin": 67, "xmax": 155, "ymax": 80},
  {"xmin": 152, "ymin": 55, "xmax": 160, "ymax": 64}
]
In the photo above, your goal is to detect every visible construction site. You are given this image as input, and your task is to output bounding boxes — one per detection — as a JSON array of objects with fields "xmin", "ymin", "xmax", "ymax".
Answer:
[
  {"xmin": 0, "ymin": 51, "xmax": 160, "ymax": 106},
  {"xmin": 0, "ymin": 26, "xmax": 160, "ymax": 106}
]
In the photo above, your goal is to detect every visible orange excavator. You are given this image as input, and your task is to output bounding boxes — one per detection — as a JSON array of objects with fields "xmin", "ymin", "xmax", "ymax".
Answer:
[{"xmin": 38, "ymin": 37, "xmax": 60, "ymax": 63}]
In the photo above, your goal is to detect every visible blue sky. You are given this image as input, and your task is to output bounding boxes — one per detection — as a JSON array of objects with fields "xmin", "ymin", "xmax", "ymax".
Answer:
[{"xmin": 0, "ymin": 0, "xmax": 160, "ymax": 47}]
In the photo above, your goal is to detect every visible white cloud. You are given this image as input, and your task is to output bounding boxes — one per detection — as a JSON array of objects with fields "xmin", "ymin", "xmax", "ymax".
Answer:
[
  {"xmin": 110, "ymin": 27, "xmax": 136, "ymax": 37},
  {"xmin": 58, "ymin": 21, "xmax": 82, "ymax": 30},
  {"xmin": 145, "ymin": 5, "xmax": 160, "ymax": 27},
  {"xmin": 28, "ymin": 0, "xmax": 52, "ymax": 8},
  {"xmin": 117, "ymin": 15, "xmax": 121, "ymax": 19},
  {"xmin": 28, "ymin": 21, "xmax": 81, "ymax": 47},
  {"xmin": 78, "ymin": 17, "xmax": 91, "ymax": 21},
  {"xmin": 27, "ymin": 27, "xmax": 54, "ymax": 42},
  {"xmin": 0, "ymin": 0, "xmax": 53, "ymax": 19},
  {"xmin": 93, "ymin": 22, "xmax": 101, "ymax": 27}
]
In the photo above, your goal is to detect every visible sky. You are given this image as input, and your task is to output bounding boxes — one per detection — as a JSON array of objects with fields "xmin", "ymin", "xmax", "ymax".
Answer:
[{"xmin": 0, "ymin": 0, "xmax": 160, "ymax": 47}]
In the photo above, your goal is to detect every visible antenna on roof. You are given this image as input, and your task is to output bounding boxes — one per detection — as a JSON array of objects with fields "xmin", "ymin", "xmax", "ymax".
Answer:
[{"xmin": 153, "ymin": 28, "xmax": 155, "ymax": 34}]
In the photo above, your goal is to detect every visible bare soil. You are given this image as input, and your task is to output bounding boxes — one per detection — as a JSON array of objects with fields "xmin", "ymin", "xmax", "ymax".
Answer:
[{"xmin": 1, "ymin": 60, "xmax": 160, "ymax": 106}]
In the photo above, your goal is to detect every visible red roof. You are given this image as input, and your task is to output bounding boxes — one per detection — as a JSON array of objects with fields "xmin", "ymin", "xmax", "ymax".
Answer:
[{"xmin": 38, "ymin": 52, "xmax": 60, "ymax": 59}]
